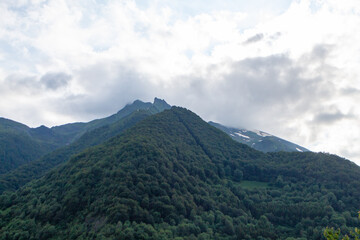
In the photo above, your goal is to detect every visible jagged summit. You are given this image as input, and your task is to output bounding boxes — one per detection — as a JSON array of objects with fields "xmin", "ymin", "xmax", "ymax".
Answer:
[
  {"xmin": 119, "ymin": 98, "xmax": 171, "ymax": 114},
  {"xmin": 51, "ymin": 98, "xmax": 171, "ymax": 143},
  {"xmin": 153, "ymin": 97, "xmax": 171, "ymax": 111},
  {"xmin": 153, "ymin": 97, "xmax": 167, "ymax": 105}
]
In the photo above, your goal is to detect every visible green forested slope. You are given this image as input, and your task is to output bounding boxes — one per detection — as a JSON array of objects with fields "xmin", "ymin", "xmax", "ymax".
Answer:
[
  {"xmin": 0, "ymin": 98, "xmax": 170, "ymax": 178},
  {"xmin": 0, "ymin": 110, "xmax": 152, "ymax": 194},
  {"xmin": 0, "ymin": 118, "xmax": 65, "ymax": 174},
  {"xmin": 0, "ymin": 108, "xmax": 359, "ymax": 239}
]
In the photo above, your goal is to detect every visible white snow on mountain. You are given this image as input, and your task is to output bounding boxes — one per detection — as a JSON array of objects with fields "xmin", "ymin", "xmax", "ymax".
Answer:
[
  {"xmin": 234, "ymin": 132, "xmax": 250, "ymax": 139},
  {"xmin": 252, "ymin": 130, "xmax": 272, "ymax": 137}
]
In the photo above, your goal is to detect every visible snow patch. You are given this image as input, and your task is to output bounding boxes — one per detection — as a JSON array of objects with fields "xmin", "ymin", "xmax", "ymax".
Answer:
[
  {"xmin": 230, "ymin": 133, "xmax": 235, "ymax": 137},
  {"xmin": 253, "ymin": 129, "xmax": 272, "ymax": 137},
  {"xmin": 234, "ymin": 132, "xmax": 250, "ymax": 139},
  {"xmin": 296, "ymin": 148, "xmax": 303, "ymax": 152}
]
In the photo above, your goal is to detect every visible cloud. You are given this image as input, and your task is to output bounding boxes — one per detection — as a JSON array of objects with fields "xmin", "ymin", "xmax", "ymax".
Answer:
[
  {"xmin": 243, "ymin": 33, "xmax": 264, "ymax": 44},
  {"xmin": 180, "ymin": 52, "xmax": 331, "ymax": 131},
  {"xmin": 3, "ymin": 74, "xmax": 39, "ymax": 94},
  {"xmin": 2, "ymin": 72, "xmax": 71, "ymax": 93},
  {"xmin": 313, "ymin": 110, "xmax": 354, "ymax": 124},
  {"xmin": 40, "ymin": 72, "xmax": 71, "ymax": 90},
  {"xmin": 341, "ymin": 88, "xmax": 360, "ymax": 96},
  {"xmin": 72, "ymin": 63, "xmax": 156, "ymax": 115}
]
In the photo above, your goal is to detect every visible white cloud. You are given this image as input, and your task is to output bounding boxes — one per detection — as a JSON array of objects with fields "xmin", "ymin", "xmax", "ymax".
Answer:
[{"xmin": 1, "ymin": 0, "xmax": 360, "ymax": 164}]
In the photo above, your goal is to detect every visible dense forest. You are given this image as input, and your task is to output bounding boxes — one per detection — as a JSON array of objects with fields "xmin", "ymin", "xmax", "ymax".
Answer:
[
  {"xmin": 0, "ymin": 98, "xmax": 170, "ymax": 177},
  {"xmin": 0, "ymin": 118, "xmax": 65, "ymax": 174},
  {"xmin": 1, "ymin": 107, "xmax": 359, "ymax": 239},
  {"xmin": 0, "ymin": 110, "xmax": 152, "ymax": 194}
]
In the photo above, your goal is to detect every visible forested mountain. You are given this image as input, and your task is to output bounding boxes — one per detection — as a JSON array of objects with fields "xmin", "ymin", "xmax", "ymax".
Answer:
[
  {"xmin": 209, "ymin": 121, "xmax": 309, "ymax": 153},
  {"xmin": 0, "ymin": 110, "xmax": 151, "ymax": 194},
  {"xmin": 0, "ymin": 118, "xmax": 66, "ymax": 174},
  {"xmin": 1, "ymin": 107, "xmax": 359, "ymax": 239},
  {"xmin": 0, "ymin": 98, "xmax": 171, "ymax": 194},
  {"xmin": 1, "ymin": 96, "xmax": 311, "ymax": 178},
  {"xmin": 0, "ymin": 98, "xmax": 171, "ymax": 176}
]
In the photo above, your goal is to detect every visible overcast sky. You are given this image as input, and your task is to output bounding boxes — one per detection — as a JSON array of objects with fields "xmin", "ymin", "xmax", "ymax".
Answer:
[{"xmin": 1, "ymin": 0, "xmax": 360, "ymax": 164}]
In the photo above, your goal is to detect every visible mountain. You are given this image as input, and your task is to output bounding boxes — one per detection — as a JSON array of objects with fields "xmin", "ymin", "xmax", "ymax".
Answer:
[
  {"xmin": 0, "ymin": 110, "xmax": 151, "ymax": 194},
  {"xmin": 0, "ymin": 99, "xmax": 171, "ymax": 193},
  {"xmin": 51, "ymin": 97, "xmax": 171, "ymax": 143},
  {"xmin": 0, "ymin": 98, "xmax": 171, "ymax": 176},
  {"xmin": 0, "ymin": 96, "xmax": 306, "ymax": 177},
  {"xmin": 0, "ymin": 118, "xmax": 67, "ymax": 174},
  {"xmin": 1, "ymin": 107, "xmax": 359, "ymax": 239},
  {"xmin": 209, "ymin": 121, "xmax": 309, "ymax": 153}
]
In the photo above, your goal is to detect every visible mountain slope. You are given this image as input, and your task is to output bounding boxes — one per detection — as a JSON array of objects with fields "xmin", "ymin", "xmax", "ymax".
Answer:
[
  {"xmin": 0, "ymin": 107, "xmax": 261, "ymax": 239},
  {"xmin": 0, "ymin": 118, "xmax": 66, "ymax": 174},
  {"xmin": 0, "ymin": 109, "xmax": 153, "ymax": 194},
  {"xmin": 1, "ymin": 107, "xmax": 360, "ymax": 239},
  {"xmin": 0, "ymin": 98, "xmax": 171, "ymax": 176},
  {"xmin": 209, "ymin": 121, "xmax": 309, "ymax": 152}
]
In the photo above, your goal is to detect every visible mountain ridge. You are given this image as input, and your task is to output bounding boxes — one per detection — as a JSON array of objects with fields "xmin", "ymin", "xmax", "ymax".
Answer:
[
  {"xmin": 50, "ymin": 97, "xmax": 171, "ymax": 143},
  {"xmin": 209, "ymin": 121, "xmax": 309, "ymax": 153},
  {"xmin": 0, "ymin": 99, "xmax": 171, "ymax": 193},
  {"xmin": 0, "ymin": 98, "xmax": 171, "ymax": 176},
  {"xmin": 0, "ymin": 97, "xmax": 311, "ymax": 177}
]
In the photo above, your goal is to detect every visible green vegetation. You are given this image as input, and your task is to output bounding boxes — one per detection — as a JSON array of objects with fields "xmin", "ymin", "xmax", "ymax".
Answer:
[
  {"xmin": 0, "ymin": 98, "xmax": 170, "ymax": 182},
  {"xmin": 0, "ymin": 118, "xmax": 65, "ymax": 174},
  {"xmin": 1, "ymin": 107, "xmax": 360, "ymax": 239},
  {"xmin": 324, "ymin": 213, "xmax": 360, "ymax": 240},
  {"xmin": 0, "ymin": 110, "xmax": 152, "ymax": 194},
  {"xmin": 239, "ymin": 181, "xmax": 269, "ymax": 189}
]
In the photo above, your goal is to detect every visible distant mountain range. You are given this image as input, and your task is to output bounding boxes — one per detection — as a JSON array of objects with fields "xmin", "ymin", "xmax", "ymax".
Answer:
[
  {"xmin": 0, "ymin": 98, "xmax": 312, "ymax": 180},
  {"xmin": 209, "ymin": 122, "xmax": 309, "ymax": 153},
  {"xmin": 0, "ymin": 98, "xmax": 309, "ymax": 177}
]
